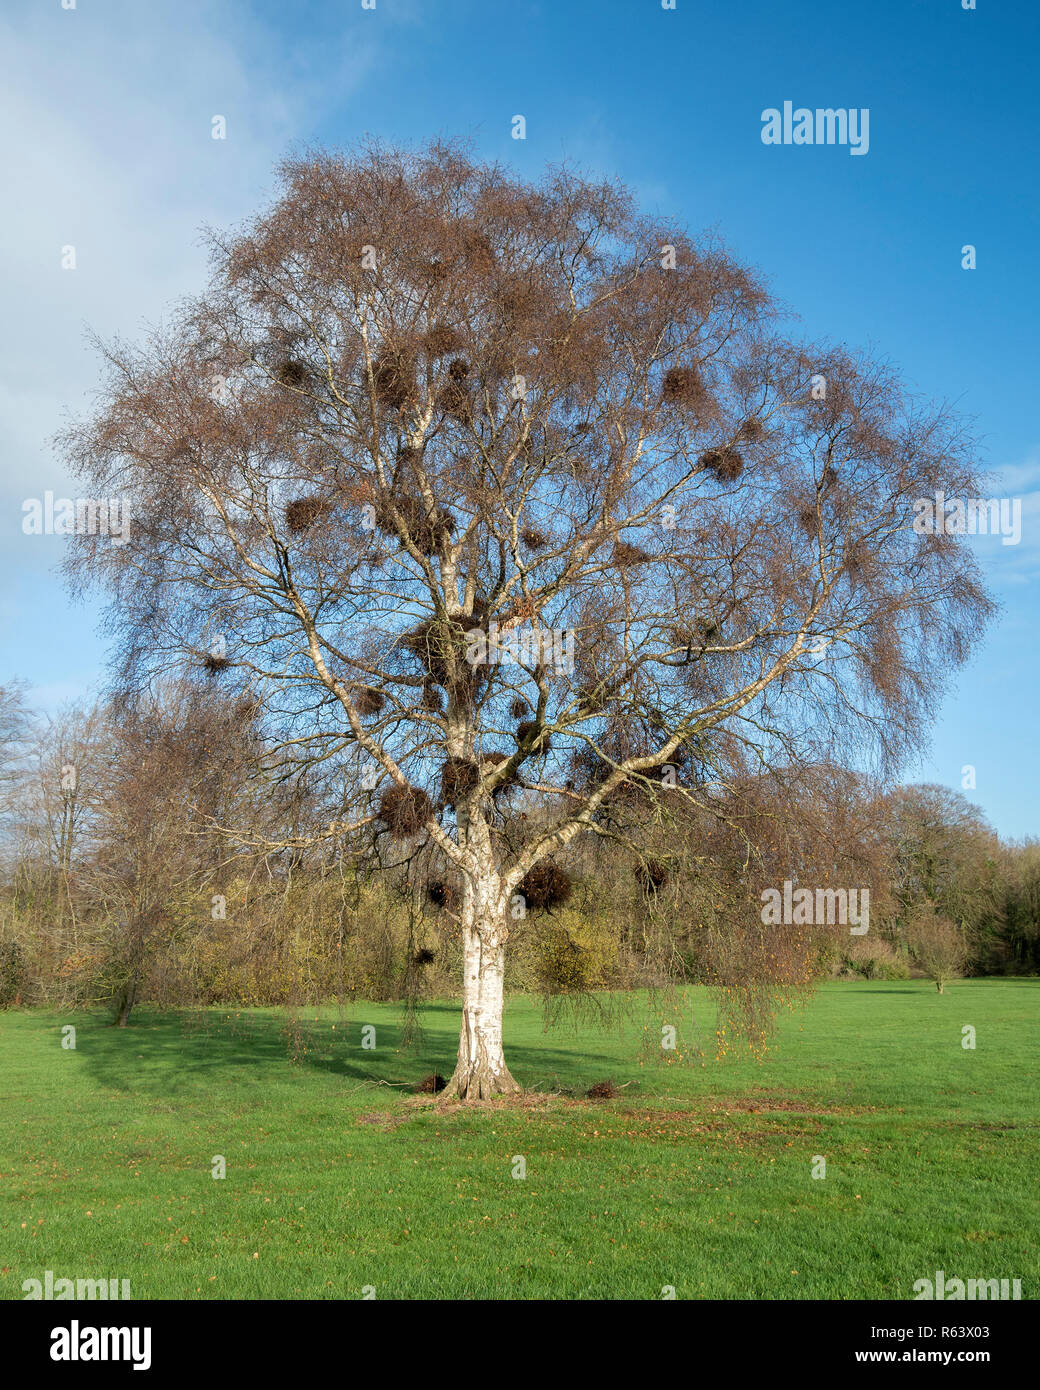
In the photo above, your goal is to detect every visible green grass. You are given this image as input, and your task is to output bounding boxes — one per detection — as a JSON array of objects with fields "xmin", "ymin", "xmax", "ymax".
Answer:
[{"xmin": 1, "ymin": 980, "xmax": 1037, "ymax": 1300}]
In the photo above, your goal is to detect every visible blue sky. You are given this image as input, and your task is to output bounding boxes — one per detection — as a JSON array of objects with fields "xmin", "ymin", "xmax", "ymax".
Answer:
[{"xmin": 1, "ymin": 0, "xmax": 1036, "ymax": 836}]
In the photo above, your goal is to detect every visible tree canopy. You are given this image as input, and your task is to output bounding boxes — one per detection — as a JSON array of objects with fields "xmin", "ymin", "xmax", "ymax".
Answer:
[{"xmin": 60, "ymin": 141, "xmax": 994, "ymax": 1095}]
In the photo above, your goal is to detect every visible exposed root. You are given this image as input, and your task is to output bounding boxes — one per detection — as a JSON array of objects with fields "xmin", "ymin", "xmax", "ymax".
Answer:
[{"xmin": 439, "ymin": 1063, "xmax": 522, "ymax": 1103}]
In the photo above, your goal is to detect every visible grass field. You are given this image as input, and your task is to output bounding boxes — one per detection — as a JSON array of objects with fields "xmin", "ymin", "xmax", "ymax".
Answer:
[{"xmin": 1, "ymin": 980, "xmax": 1036, "ymax": 1300}]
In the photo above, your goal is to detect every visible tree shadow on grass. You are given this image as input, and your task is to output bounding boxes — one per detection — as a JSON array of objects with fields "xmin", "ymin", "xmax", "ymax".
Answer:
[
  {"xmin": 857, "ymin": 988, "xmax": 921, "ymax": 994},
  {"xmin": 70, "ymin": 1005, "xmax": 630, "ymax": 1101}
]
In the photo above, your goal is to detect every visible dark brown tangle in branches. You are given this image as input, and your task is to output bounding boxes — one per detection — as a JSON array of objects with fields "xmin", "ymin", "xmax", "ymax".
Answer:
[
  {"xmin": 426, "ymin": 879, "xmax": 458, "ymax": 912},
  {"xmin": 672, "ymin": 618, "xmax": 720, "ymax": 649},
  {"xmin": 612, "ymin": 540, "xmax": 652, "ymax": 567},
  {"xmin": 276, "ymin": 359, "xmax": 310, "ymax": 388},
  {"xmin": 845, "ymin": 539, "xmax": 872, "ymax": 585},
  {"xmin": 495, "ymin": 273, "xmax": 550, "ymax": 327},
  {"xmin": 437, "ymin": 358, "xmax": 472, "ymax": 420},
  {"xmin": 440, "ymin": 756, "xmax": 479, "ymax": 805},
  {"xmin": 634, "ymin": 859, "xmax": 669, "ymax": 893},
  {"xmin": 737, "ymin": 416, "xmax": 765, "ymax": 442},
  {"xmin": 699, "ymin": 447, "xmax": 745, "ymax": 482},
  {"xmin": 403, "ymin": 617, "xmax": 484, "ymax": 694},
  {"xmin": 423, "ymin": 323, "xmax": 463, "ymax": 357},
  {"xmin": 420, "ymin": 681, "xmax": 444, "ymax": 712},
  {"xmin": 519, "ymin": 862, "xmax": 572, "ymax": 911},
  {"xmin": 567, "ymin": 745, "xmax": 609, "ymax": 791},
  {"xmin": 167, "ymin": 438, "xmax": 193, "ymax": 464},
  {"xmin": 462, "ymin": 228, "xmax": 496, "ymax": 276},
  {"xmin": 662, "ymin": 365, "xmax": 712, "ymax": 416},
  {"xmin": 378, "ymin": 785, "xmax": 433, "ymax": 839},
  {"xmin": 285, "ymin": 495, "xmax": 324, "ymax": 533},
  {"xmin": 797, "ymin": 502, "xmax": 820, "ymax": 536},
  {"xmin": 375, "ymin": 494, "xmax": 455, "ymax": 555},
  {"xmin": 232, "ymin": 697, "xmax": 259, "ymax": 725},
  {"xmin": 516, "ymin": 720, "xmax": 552, "ymax": 754},
  {"xmin": 372, "ymin": 351, "xmax": 416, "ymax": 410},
  {"xmin": 353, "ymin": 686, "xmax": 385, "ymax": 717},
  {"xmin": 438, "ymin": 382, "xmax": 471, "ymax": 420}
]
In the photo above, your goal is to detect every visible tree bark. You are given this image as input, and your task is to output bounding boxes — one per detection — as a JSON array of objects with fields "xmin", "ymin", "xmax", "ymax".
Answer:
[
  {"xmin": 442, "ymin": 873, "xmax": 520, "ymax": 1100},
  {"xmin": 115, "ymin": 978, "xmax": 137, "ymax": 1027}
]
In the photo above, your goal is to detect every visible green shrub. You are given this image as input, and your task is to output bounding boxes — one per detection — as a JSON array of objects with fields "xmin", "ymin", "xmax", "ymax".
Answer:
[
  {"xmin": 836, "ymin": 936, "xmax": 910, "ymax": 981},
  {"xmin": 0, "ymin": 939, "xmax": 25, "ymax": 1007}
]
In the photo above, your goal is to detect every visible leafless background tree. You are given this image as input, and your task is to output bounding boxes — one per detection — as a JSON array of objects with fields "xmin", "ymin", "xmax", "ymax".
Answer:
[{"xmin": 905, "ymin": 902, "xmax": 971, "ymax": 993}]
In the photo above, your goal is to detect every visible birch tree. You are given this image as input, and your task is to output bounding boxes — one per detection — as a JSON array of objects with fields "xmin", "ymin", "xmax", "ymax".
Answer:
[{"xmin": 61, "ymin": 142, "xmax": 992, "ymax": 1095}]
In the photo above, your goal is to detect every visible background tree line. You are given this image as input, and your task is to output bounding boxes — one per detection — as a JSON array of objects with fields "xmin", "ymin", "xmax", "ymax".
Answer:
[{"xmin": 0, "ymin": 678, "xmax": 1035, "ymax": 1023}]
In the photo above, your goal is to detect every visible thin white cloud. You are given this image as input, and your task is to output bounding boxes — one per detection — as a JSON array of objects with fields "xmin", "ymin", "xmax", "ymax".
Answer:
[{"xmin": 0, "ymin": 0, "xmax": 379, "ymax": 678}]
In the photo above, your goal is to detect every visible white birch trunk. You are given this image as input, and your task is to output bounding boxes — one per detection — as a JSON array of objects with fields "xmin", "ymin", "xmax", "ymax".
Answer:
[{"xmin": 443, "ymin": 870, "xmax": 519, "ymax": 1099}]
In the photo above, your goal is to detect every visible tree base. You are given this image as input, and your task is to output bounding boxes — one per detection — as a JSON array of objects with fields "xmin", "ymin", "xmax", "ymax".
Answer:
[{"xmin": 440, "ymin": 1062, "xmax": 521, "ymax": 1102}]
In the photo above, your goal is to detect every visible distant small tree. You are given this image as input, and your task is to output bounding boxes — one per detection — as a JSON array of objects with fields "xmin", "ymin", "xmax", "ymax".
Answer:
[
  {"xmin": 87, "ymin": 684, "xmax": 250, "ymax": 1025},
  {"xmin": 998, "ymin": 840, "xmax": 1040, "ymax": 972},
  {"xmin": 14, "ymin": 702, "xmax": 110, "ymax": 947},
  {"xmin": 0, "ymin": 680, "xmax": 31, "ymax": 827},
  {"xmin": 885, "ymin": 784, "xmax": 1002, "ymax": 949},
  {"xmin": 906, "ymin": 902, "xmax": 969, "ymax": 993}
]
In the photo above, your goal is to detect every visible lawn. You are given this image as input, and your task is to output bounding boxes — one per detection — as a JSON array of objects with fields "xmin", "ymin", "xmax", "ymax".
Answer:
[{"xmin": 1, "ymin": 980, "xmax": 1036, "ymax": 1300}]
